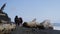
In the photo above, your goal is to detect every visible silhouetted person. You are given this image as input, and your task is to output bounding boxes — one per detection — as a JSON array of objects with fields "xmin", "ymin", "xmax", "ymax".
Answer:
[
  {"xmin": 19, "ymin": 17, "xmax": 23, "ymax": 23},
  {"xmin": 14, "ymin": 15, "xmax": 19, "ymax": 26},
  {"xmin": 18, "ymin": 17, "xmax": 23, "ymax": 26}
]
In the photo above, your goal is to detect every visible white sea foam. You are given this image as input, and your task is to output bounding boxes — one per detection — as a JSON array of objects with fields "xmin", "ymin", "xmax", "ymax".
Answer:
[{"xmin": 54, "ymin": 26, "xmax": 60, "ymax": 30}]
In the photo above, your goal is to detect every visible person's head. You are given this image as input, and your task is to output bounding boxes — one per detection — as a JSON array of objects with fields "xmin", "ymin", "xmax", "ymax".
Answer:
[{"xmin": 15, "ymin": 15, "xmax": 18, "ymax": 18}]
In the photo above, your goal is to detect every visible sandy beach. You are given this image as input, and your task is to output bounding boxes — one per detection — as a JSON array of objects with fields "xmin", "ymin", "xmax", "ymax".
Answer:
[{"xmin": 10, "ymin": 26, "xmax": 60, "ymax": 34}]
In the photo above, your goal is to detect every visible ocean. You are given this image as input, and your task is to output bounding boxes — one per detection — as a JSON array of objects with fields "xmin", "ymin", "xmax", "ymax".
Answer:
[{"xmin": 53, "ymin": 23, "xmax": 60, "ymax": 30}]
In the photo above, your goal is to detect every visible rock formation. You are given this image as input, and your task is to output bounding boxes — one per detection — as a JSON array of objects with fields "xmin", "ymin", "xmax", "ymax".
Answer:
[{"xmin": 0, "ymin": 3, "xmax": 11, "ymax": 23}]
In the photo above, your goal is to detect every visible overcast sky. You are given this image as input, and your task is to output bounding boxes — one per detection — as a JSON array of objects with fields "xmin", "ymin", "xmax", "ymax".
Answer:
[{"xmin": 0, "ymin": 0, "xmax": 60, "ymax": 23}]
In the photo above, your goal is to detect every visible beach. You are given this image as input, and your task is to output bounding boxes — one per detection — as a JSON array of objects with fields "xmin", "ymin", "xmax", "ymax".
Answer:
[{"xmin": 10, "ymin": 26, "xmax": 60, "ymax": 34}]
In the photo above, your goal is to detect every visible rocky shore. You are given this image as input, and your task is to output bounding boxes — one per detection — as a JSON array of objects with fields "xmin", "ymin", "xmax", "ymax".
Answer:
[
  {"xmin": 0, "ymin": 3, "xmax": 60, "ymax": 34},
  {"xmin": 10, "ymin": 26, "xmax": 60, "ymax": 34}
]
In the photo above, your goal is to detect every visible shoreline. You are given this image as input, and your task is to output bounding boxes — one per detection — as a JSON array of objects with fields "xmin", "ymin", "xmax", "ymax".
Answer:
[{"xmin": 11, "ymin": 26, "xmax": 60, "ymax": 34}]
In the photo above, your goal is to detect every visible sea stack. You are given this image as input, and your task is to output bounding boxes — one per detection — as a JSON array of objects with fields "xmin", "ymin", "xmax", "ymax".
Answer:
[{"xmin": 0, "ymin": 3, "xmax": 11, "ymax": 23}]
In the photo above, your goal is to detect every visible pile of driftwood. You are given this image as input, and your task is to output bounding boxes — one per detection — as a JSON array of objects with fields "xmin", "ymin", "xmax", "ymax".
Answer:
[
  {"xmin": 0, "ymin": 23, "xmax": 16, "ymax": 34},
  {"xmin": 23, "ymin": 19, "xmax": 53, "ymax": 30}
]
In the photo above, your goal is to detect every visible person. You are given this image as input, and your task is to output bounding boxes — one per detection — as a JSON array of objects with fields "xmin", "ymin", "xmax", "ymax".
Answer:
[
  {"xmin": 18, "ymin": 17, "xmax": 23, "ymax": 26},
  {"xmin": 14, "ymin": 15, "xmax": 18, "ymax": 26},
  {"xmin": 19, "ymin": 17, "xmax": 23, "ymax": 24}
]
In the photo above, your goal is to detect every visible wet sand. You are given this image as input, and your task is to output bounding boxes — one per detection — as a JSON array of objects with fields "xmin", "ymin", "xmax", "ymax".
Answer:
[{"xmin": 10, "ymin": 26, "xmax": 60, "ymax": 34}]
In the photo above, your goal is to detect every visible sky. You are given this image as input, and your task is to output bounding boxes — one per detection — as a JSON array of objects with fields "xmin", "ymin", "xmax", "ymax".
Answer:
[{"xmin": 0, "ymin": 0, "xmax": 60, "ymax": 23}]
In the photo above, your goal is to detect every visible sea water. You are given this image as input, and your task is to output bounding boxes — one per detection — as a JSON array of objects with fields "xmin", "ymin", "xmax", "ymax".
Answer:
[
  {"xmin": 54, "ymin": 26, "xmax": 60, "ymax": 30},
  {"xmin": 53, "ymin": 23, "xmax": 60, "ymax": 30}
]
